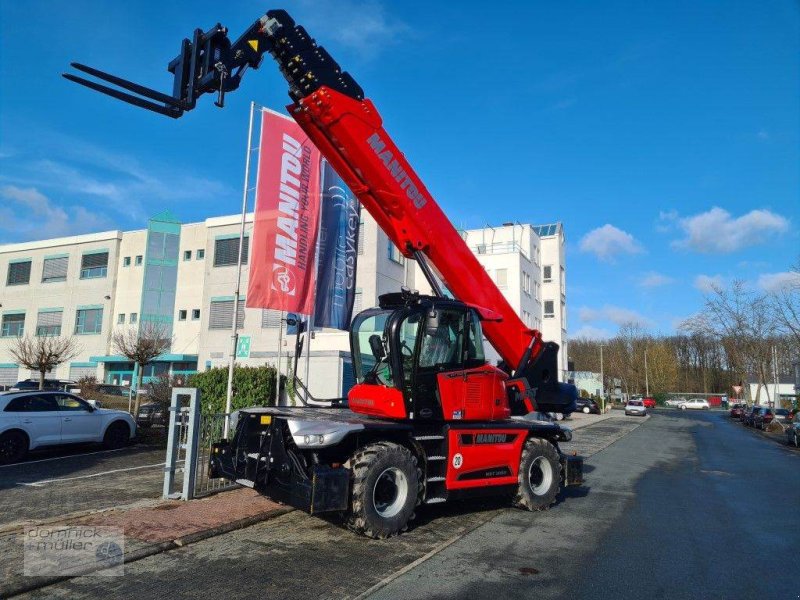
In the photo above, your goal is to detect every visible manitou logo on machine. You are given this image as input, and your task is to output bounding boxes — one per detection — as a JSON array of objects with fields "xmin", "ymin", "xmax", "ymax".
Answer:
[
  {"xmin": 366, "ymin": 133, "xmax": 428, "ymax": 209},
  {"xmin": 271, "ymin": 132, "xmax": 312, "ymax": 296}
]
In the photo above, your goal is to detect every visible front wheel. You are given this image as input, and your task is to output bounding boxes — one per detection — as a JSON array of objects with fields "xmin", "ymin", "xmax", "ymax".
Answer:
[
  {"xmin": 582, "ymin": 406, "xmax": 590, "ymax": 414},
  {"xmin": 0, "ymin": 430, "xmax": 28, "ymax": 465},
  {"xmin": 681, "ymin": 406, "xmax": 687, "ymax": 410},
  {"xmin": 514, "ymin": 438, "xmax": 561, "ymax": 512},
  {"xmin": 103, "ymin": 421, "xmax": 130, "ymax": 449},
  {"xmin": 345, "ymin": 442, "xmax": 420, "ymax": 539}
]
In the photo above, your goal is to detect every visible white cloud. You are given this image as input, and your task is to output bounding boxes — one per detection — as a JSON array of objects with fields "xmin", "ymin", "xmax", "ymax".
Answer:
[
  {"xmin": 757, "ymin": 129, "xmax": 769, "ymax": 140},
  {"xmin": 694, "ymin": 274, "xmax": 724, "ymax": 294},
  {"xmin": 579, "ymin": 224, "xmax": 643, "ymax": 261},
  {"xmin": 0, "ymin": 185, "xmax": 114, "ymax": 241},
  {"xmin": 757, "ymin": 271, "xmax": 800, "ymax": 292},
  {"xmin": 656, "ymin": 209, "xmax": 678, "ymax": 233},
  {"xmin": 672, "ymin": 207, "xmax": 789, "ymax": 253},
  {"xmin": 570, "ymin": 325, "xmax": 612, "ymax": 340},
  {"xmin": 639, "ymin": 271, "xmax": 674, "ymax": 288},
  {"xmin": 578, "ymin": 305, "xmax": 653, "ymax": 328},
  {"xmin": 298, "ymin": 0, "xmax": 409, "ymax": 56}
]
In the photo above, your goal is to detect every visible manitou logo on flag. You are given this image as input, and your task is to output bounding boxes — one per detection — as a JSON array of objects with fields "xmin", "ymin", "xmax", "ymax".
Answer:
[{"xmin": 247, "ymin": 110, "xmax": 321, "ymax": 314}]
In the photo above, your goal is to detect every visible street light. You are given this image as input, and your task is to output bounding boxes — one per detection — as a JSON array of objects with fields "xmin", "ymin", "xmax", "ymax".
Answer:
[
  {"xmin": 644, "ymin": 346, "xmax": 650, "ymax": 398},
  {"xmin": 599, "ymin": 343, "xmax": 606, "ymax": 413}
]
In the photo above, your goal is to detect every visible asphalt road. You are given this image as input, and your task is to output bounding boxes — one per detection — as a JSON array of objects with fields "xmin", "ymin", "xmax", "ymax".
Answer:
[
  {"xmin": 0, "ymin": 444, "xmax": 167, "ymax": 528},
  {"xmin": 14, "ymin": 411, "xmax": 799, "ymax": 599}
]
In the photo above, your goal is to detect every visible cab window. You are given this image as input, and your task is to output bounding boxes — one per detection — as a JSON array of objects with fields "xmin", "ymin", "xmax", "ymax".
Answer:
[
  {"xmin": 418, "ymin": 309, "xmax": 464, "ymax": 370},
  {"xmin": 464, "ymin": 310, "xmax": 485, "ymax": 368}
]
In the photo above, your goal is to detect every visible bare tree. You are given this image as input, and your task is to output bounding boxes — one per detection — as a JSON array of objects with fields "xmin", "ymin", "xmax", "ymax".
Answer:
[
  {"xmin": 770, "ymin": 258, "xmax": 800, "ymax": 347},
  {"xmin": 111, "ymin": 322, "xmax": 171, "ymax": 415},
  {"xmin": 8, "ymin": 335, "xmax": 81, "ymax": 390}
]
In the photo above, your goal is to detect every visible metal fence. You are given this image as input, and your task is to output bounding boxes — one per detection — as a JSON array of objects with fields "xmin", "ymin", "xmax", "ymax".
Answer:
[{"xmin": 162, "ymin": 387, "xmax": 237, "ymax": 500}]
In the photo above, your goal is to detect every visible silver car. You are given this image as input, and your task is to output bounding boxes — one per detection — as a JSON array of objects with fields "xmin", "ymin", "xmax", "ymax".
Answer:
[{"xmin": 625, "ymin": 399, "xmax": 647, "ymax": 416}]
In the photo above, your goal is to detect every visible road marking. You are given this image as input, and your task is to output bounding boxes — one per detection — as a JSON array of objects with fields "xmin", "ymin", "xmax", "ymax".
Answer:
[
  {"xmin": 0, "ymin": 447, "xmax": 131, "ymax": 469},
  {"xmin": 18, "ymin": 462, "xmax": 168, "ymax": 487}
]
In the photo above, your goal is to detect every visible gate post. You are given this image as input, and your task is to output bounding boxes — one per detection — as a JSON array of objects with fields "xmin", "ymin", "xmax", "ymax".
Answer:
[
  {"xmin": 162, "ymin": 388, "xmax": 183, "ymax": 499},
  {"xmin": 182, "ymin": 388, "xmax": 202, "ymax": 500}
]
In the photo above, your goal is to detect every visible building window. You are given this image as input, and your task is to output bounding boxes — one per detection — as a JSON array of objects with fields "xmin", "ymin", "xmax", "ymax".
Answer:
[
  {"xmin": 192, "ymin": 309, "xmax": 200, "ymax": 320},
  {"xmin": 560, "ymin": 266, "xmax": 566, "ymax": 295},
  {"xmin": 543, "ymin": 265, "xmax": 552, "ymax": 283},
  {"xmin": 75, "ymin": 308, "xmax": 103, "ymax": 334},
  {"xmin": 80, "ymin": 252, "xmax": 109, "ymax": 279},
  {"xmin": 36, "ymin": 310, "xmax": 63, "ymax": 336},
  {"xmin": 196, "ymin": 249, "xmax": 205, "ymax": 260},
  {"xmin": 130, "ymin": 312, "xmax": 138, "ymax": 324},
  {"xmin": 1, "ymin": 313, "xmax": 25, "ymax": 337},
  {"xmin": 135, "ymin": 255, "xmax": 143, "ymax": 266},
  {"xmin": 183, "ymin": 250, "xmax": 192, "ymax": 261},
  {"xmin": 178, "ymin": 309, "xmax": 188, "ymax": 321},
  {"xmin": 7, "ymin": 261, "xmax": 31, "ymax": 286},
  {"xmin": 209, "ymin": 300, "xmax": 244, "ymax": 329},
  {"xmin": 261, "ymin": 309, "xmax": 281, "ymax": 328},
  {"xmin": 495, "ymin": 268, "xmax": 508, "ymax": 289},
  {"xmin": 123, "ymin": 256, "xmax": 131, "ymax": 267},
  {"xmin": 522, "ymin": 272, "xmax": 531, "ymax": 295},
  {"xmin": 544, "ymin": 300, "xmax": 555, "ymax": 318},
  {"xmin": 117, "ymin": 313, "xmax": 125, "ymax": 325},
  {"xmin": 42, "ymin": 257, "xmax": 68, "ymax": 283},
  {"xmin": 535, "ymin": 281, "xmax": 541, "ymax": 301},
  {"xmin": 213, "ymin": 237, "xmax": 249, "ymax": 267},
  {"xmin": 387, "ymin": 241, "xmax": 404, "ymax": 265},
  {"xmin": 522, "ymin": 310, "xmax": 532, "ymax": 327},
  {"xmin": 358, "ymin": 222, "xmax": 365, "ymax": 255}
]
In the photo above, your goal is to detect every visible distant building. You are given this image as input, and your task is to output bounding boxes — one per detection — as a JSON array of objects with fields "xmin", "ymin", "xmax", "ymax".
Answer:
[
  {"xmin": 567, "ymin": 371, "xmax": 602, "ymax": 397},
  {"xmin": 746, "ymin": 376, "xmax": 797, "ymax": 407}
]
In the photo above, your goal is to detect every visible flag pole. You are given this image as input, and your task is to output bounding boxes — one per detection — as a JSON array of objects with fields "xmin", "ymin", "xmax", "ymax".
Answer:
[
  {"xmin": 275, "ymin": 310, "xmax": 284, "ymax": 405},
  {"xmin": 224, "ymin": 101, "xmax": 256, "ymax": 438}
]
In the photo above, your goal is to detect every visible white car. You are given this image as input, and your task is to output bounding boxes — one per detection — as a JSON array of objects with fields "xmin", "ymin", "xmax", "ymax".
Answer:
[
  {"xmin": 625, "ymin": 399, "xmax": 647, "ymax": 417},
  {"xmin": 0, "ymin": 390, "xmax": 136, "ymax": 464},
  {"xmin": 679, "ymin": 398, "xmax": 710, "ymax": 410}
]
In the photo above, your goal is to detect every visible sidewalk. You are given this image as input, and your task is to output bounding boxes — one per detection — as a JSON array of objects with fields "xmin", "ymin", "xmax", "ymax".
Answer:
[
  {"xmin": 1, "ymin": 488, "xmax": 290, "ymax": 598},
  {"xmin": 562, "ymin": 410, "xmax": 615, "ymax": 431}
]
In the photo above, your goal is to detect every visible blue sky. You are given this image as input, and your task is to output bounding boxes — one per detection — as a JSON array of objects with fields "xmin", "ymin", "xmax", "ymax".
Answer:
[{"xmin": 1, "ymin": 0, "xmax": 798, "ymax": 338}]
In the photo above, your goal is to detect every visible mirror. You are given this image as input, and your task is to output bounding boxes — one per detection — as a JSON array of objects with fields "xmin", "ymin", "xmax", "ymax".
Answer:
[
  {"xmin": 425, "ymin": 309, "xmax": 440, "ymax": 335},
  {"xmin": 368, "ymin": 334, "xmax": 385, "ymax": 360}
]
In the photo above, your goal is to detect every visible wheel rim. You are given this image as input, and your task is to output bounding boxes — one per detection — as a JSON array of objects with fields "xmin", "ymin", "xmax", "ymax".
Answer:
[
  {"xmin": 583, "ymin": 407, "xmax": 590, "ymax": 414},
  {"xmin": 372, "ymin": 467, "xmax": 408, "ymax": 518},
  {"xmin": 0, "ymin": 434, "xmax": 23, "ymax": 461},
  {"xmin": 528, "ymin": 456, "xmax": 554, "ymax": 496}
]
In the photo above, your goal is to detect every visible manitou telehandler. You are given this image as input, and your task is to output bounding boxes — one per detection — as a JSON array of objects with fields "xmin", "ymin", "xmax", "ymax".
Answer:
[{"xmin": 65, "ymin": 9, "xmax": 583, "ymax": 538}]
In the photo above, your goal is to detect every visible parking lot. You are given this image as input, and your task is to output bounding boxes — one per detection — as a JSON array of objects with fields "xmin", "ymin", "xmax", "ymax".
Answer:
[{"xmin": 1, "ymin": 409, "xmax": 795, "ymax": 599}]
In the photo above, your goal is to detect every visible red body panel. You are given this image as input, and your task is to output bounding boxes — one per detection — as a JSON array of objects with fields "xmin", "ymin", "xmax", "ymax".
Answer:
[
  {"xmin": 437, "ymin": 365, "xmax": 510, "ymax": 421},
  {"xmin": 288, "ymin": 88, "xmax": 542, "ymax": 371},
  {"xmin": 445, "ymin": 428, "xmax": 527, "ymax": 490},
  {"xmin": 347, "ymin": 383, "xmax": 407, "ymax": 419}
]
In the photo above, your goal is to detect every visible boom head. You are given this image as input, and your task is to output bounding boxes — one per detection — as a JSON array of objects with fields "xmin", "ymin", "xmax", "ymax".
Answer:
[{"xmin": 62, "ymin": 9, "xmax": 363, "ymax": 117}]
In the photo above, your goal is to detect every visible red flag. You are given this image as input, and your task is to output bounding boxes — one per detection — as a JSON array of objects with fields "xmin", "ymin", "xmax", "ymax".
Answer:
[{"xmin": 247, "ymin": 109, "xmax": 321, "ymax": 313}]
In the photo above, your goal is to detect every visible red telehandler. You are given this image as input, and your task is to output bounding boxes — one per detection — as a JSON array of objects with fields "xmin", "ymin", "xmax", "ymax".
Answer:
[{"xmin": 64, "ymin": 9, "xmax": 582, "ymax": 538}]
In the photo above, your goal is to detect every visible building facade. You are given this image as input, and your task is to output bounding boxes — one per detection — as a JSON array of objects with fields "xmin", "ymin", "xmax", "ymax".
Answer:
[{"xmin": 1, "ymin": 215, "xmax": 568, "ymax": 394}]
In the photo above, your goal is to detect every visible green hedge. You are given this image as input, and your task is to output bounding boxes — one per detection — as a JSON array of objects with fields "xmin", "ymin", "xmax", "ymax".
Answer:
[{"xmin": 187, "ymin": 365, "xmax": 284, "ymax": 416}]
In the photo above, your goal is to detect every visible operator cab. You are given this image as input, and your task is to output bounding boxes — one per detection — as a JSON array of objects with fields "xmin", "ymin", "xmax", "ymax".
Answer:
[{"xmin": 348, "ymin": 292, "xmax": 510, "ymax": 422}]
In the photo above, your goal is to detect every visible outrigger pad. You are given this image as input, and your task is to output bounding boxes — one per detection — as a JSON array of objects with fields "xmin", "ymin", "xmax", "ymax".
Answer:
[{"xmin": 560, "ymin": 454, "xmax": 584, "ymax": 487}]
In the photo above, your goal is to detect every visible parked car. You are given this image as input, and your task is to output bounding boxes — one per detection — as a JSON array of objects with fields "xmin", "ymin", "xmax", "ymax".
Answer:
[
  {"xmin": 625, "ymin": 399, "xmax": 647, "ymax": 417},
  {"xmin": 136, "ymin": 402, "xmax": 169, "ymax": 428},
  {"xmin": 576, "ymin": 397, "xmax": 600, "ymax": 415},
  {"xmin": 642, "ymin": 397, "xmax": 656, "ymax": 409},
  {"xmin": 10, "ymin": 379, "xmax": 77, "ymax": 392},
  {"xmin": 730, "ymin": 403, "xmax": 746, "ymax": 418},
  {"xmin": 755, "ymin": 408, "xmax": 791, "ymax": 430},
  {"xmin": 665, "ymin": 397, "xmax": 686, "ymax": 407},
  {"xmin": 743, "ymin": 406, "xmax": 763, "ymax": 427},
  {"xmin": 679, "ymin": 398, "xmax": 710, "ymax": 411},
  {"xmin": 786, "ymin": 413, "xmax": 800, "ymax": 447},
  {"xmin": 0, "ymin": 390, "xmax": 136, "ymax": 464}
]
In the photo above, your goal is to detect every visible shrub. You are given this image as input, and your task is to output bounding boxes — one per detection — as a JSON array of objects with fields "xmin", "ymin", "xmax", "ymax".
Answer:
[
  {"xmin": 653, "ymin": 392, "xmax": 669, "ymax": 405},
  {"xmin": 76, "ymin": 376, "xmax": 102, "ymax": 400},
  {"xmin": 187, "ymin": 365, "xmax": 284, "ymax": 416}
]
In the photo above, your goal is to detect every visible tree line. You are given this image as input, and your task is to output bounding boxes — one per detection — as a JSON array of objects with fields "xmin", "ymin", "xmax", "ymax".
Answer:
[{"xmin": 569, "ymin": 263, "xmax": 799, "ymax": 403}]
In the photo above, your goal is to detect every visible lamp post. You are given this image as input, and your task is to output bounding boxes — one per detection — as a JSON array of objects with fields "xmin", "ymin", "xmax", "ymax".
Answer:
[
  {"xmin": 644, "ymin": 346, "xmax": 650, "ymax": 398},
  {"xmin": 599, "ymin": 343, "xmax": 606, "ymax": 413}
]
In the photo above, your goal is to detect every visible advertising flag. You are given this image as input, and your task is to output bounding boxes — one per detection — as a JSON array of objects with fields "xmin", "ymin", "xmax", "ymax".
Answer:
[
  {"xmin": 313, "ymin": 160, "xmax": 361, "ymax": 329},
  {"xmin": 247, "ymin": 109, "xmax": 322, "ymax": 314}
]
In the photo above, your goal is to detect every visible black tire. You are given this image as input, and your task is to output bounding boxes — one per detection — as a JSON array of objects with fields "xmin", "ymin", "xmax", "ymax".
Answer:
[
  {"xmin": 0, "ymin": 430, "xmax": 29, "ymax": 465},
  {"xmin": 344, "ymin": 442, "xmax": 420, "ymax": 539},
  {"xmin": 514, "ymin": 437, "xmax": 561, "ymax": 511},
  {"xmin": 103, "ymin": 421, "xmax": 130, "ymax": 449},
  {"xmin": 791, "ymin": 431, "xmax": 799, "ymax": 448}
]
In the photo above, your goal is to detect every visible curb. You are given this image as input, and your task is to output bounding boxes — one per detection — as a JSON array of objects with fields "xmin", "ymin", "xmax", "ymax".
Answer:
[{"xmin": 3, "ymin": 506, "xmax": 294, "ymax": 598}]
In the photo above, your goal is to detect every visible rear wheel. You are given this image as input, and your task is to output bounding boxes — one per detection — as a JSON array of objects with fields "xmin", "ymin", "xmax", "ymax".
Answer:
[
  {"xmin": 345, "ymin": 442, "xmax": 420, "ymax": 539},
  {"xmin": 514, "ymin": 438, "xmax": 561, "ymax": 511},
  {"xmin": 0, "ymin": 430, "xmax": 28, "ymax": 465},
  {"xmin": 103, "ymin": 421, "xmax": 130, "ymax": 449}
]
